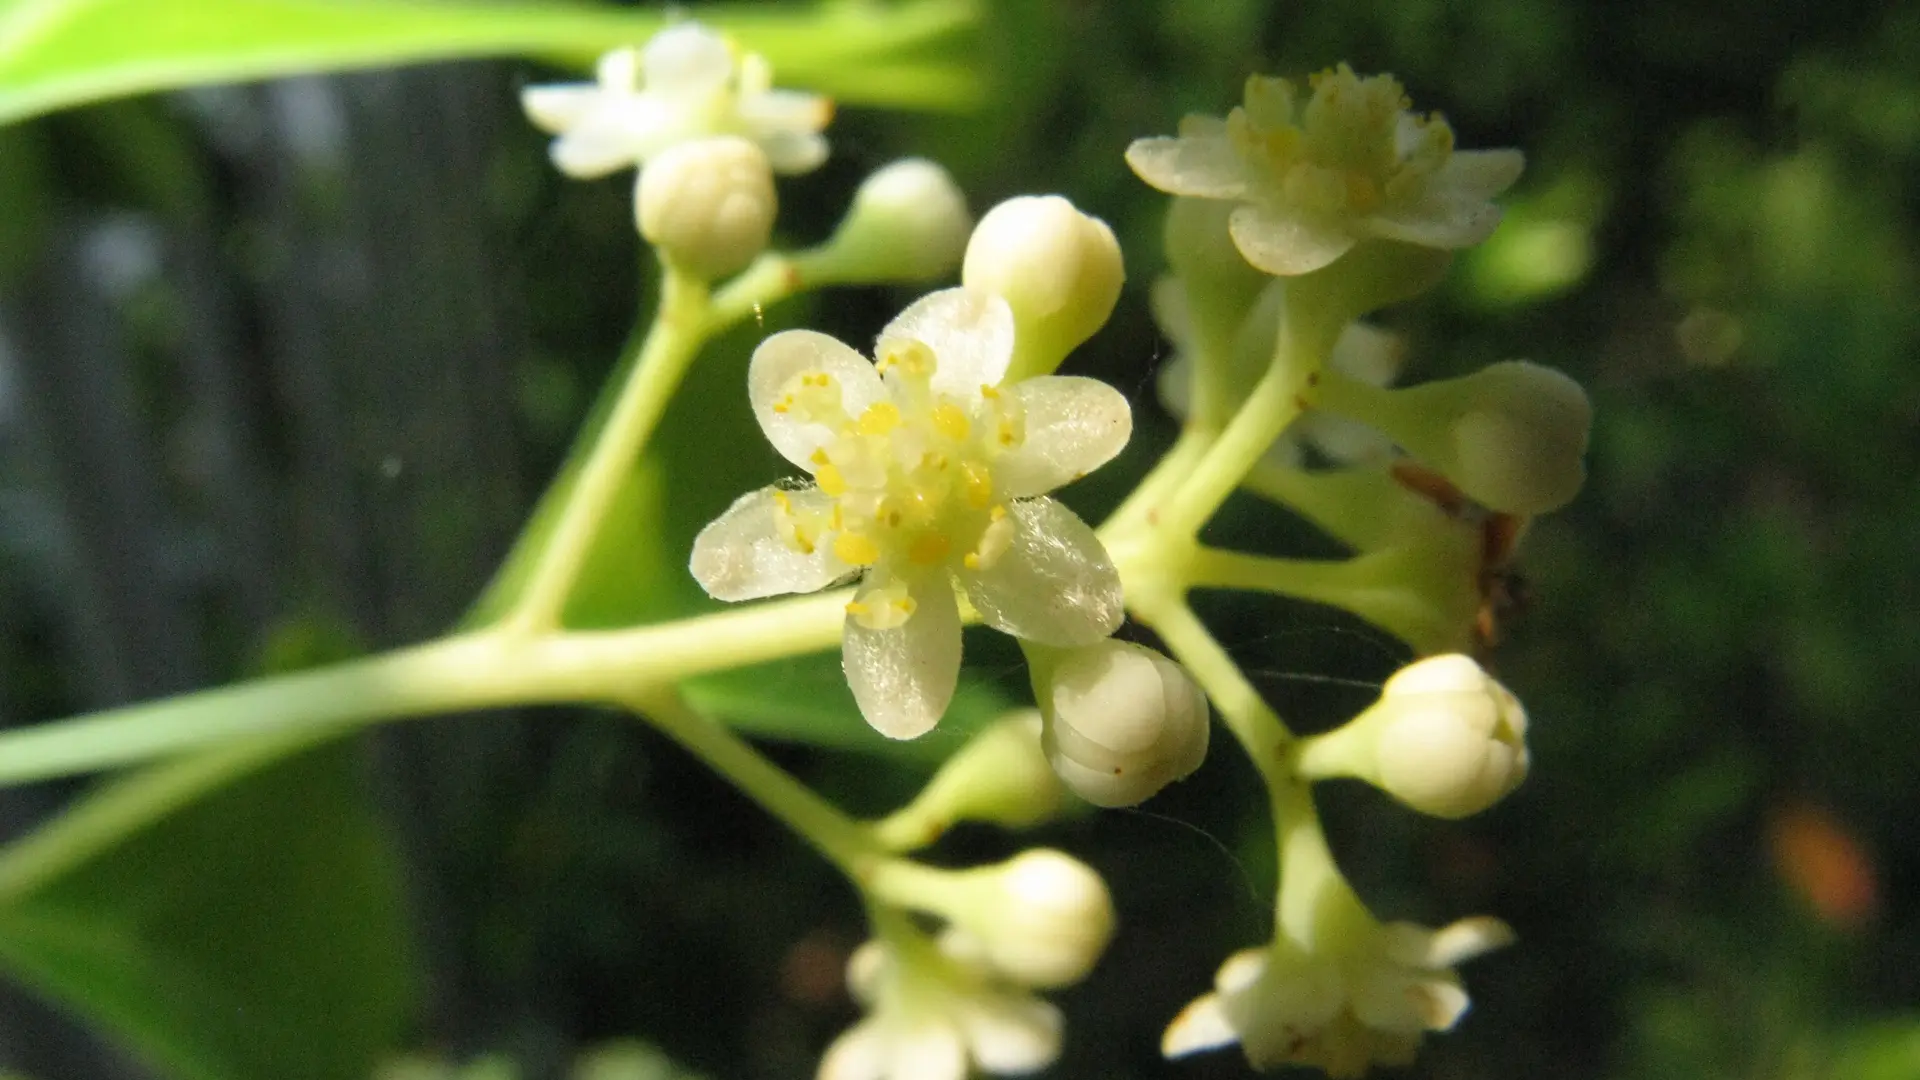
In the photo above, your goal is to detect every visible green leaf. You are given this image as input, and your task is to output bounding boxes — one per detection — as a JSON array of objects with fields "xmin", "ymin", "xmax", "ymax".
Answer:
[
  {"xmin": 0, "ymin": 0, "xmax": 981, "ymax": 127},
  {"xmin": 0, "ymin": 743, "xmax": 417, "ymax": 1080}
]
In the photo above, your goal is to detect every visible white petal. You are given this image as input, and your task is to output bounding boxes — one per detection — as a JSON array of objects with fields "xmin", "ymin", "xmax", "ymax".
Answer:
[
  {"xmin": 1433, "ymin": 149, "xmax": 1525, "ymax": 201},
  {"xmin": 1394, "ymin": 916, "xmax": 1515, "ymax": 968},
  {"xmin": 876, "ymin": 288, "xmax": 1015, "ymax": 398},
  {"xmin": 757, "ymin": 128, "xmax": 830, "ymax": 174},
  {"xmin": 749, "ymin": 330, "xmax": 887, "ymax": 468},
  {"xmin": 959, "ymin": 498, "xmax": 1122, "ymax": 646},
  {"xmin": 548, "ymin": 124, "xmax": 643, "ymax": 179},
  {"xmin": 843, "ymin": 577, "xmax": 962, "ymax": 739},
  {"xmin": 1361, "ymin": 198, "xmax": 1503, "ymax": 249},
  {"xmin": 640, "ymin": 23, "xmax": 732, "ymax": 94},
  {"xmin": 690, "ymin": 487, "xmax": 851, "ymax": 601},
  {"xmin": 995, "ymin": 376, "xmax": 1133, "ymax": 497},
  {"xmin": 1228, "ymin": 203, "xmax": 1356, "ymax": 276},
  {"xmin": 1125, "ymin": 135, "xmax": 1248, "ymax": 199},
  {"xmin": 1351, "ymin": 968, "xmax": 1469, "ymax": 1033},
  {"xmin": 1330, "ymin": 322, "xmax": 1405, "ymax": 386},
  {"xmin": 884, "ymin": 1024, "xmax": 968, "ymax": 1080},
  {"xmin": 743, "ymin": 88, "xmax": 833, "ymax": 135},
  {"xmin": 960, "ymin": 996, "xmax": 1063, "ymax": 1074},
  {"xmin": 520, "ymin": 84, "xmax": 598, "ymax": 134},
  {"xmin": 594, "ymin": 47, "xmax": 642, "ymax": 91},
  {"xmin": 818, "ymin": 1021, "xmax": 889, "ymax": 1080},
  {"xmin": 1161, "ymin": 992, "xmax": 1241, "ymax": 1058}
]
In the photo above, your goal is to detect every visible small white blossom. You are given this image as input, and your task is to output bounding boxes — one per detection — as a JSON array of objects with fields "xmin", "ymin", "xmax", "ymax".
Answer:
[
  {"xmin": 1127, "ymin": 65, "xmax": 1523, "ymax": 276},
  {"xmin": 634, "ymin": 135, "xmax": 776, "ymax": 278},
  {"xmin": 521, "ymin": 22, "xmax": 831, "ymax": 179},
  {"xmin": 819, "ymin": 939, "xmax": 1062, "ymax": 1080},
  {"xmin": 690, "ymin": 288, "xmax": 1131, "ymax": 738},
  {"xmin": 1163, "ymin": 917, "xmax": 1514, "ymax": 1077}
]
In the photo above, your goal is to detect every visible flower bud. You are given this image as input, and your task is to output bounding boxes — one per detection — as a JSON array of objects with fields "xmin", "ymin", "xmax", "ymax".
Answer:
[
  {"xmin": 963, "ymin": 195, "xmax": 1124, "ymax": 380},
  {"xmin": 804, "ymin": 158, "xmax": 971, "ymax": 285},
  {"xmin": 1037, "ymin": 640, "xmax": 1210, "ymax": 808},
  {"xmin": 635, "ymin": 135, "xmax": 776, "ymax": 279},
  {"xmin": 871, "ymin": 712, "xmax": 1065, "ymax": 852},
  {"xmin": 873, "ymin": 849, "xmax": 1116, "ymax": 988},
  {"xmin": 1297, "ymin": 654, "xmax": 1528, "ymax": 818}
]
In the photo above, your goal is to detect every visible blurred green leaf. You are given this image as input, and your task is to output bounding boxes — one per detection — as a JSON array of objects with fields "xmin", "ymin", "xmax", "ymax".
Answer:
[
  {"xmin": 0, "ymin": 745, "xmax": 416, "ymax": 1080},
  {"xmin": 0, "ymin": 0, "xmax": 981, "ymax": 127}
]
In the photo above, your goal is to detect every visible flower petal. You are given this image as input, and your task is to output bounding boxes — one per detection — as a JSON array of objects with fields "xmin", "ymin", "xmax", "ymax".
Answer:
[
  {"xmin": 757, "ymin": 127, "xmax": 831, "ymax": 174},
  {"xmin": 1161, "ymin": 992, "xmax": 1241, "ymax": 1058},
  {"xmin": 690, "ymin": 487, "xmax": 851, "ymax": 601},
  {"xmin": 959, "ymin": 498, "xmax": 1122, "ymax": 646},
  {"xmin": 639, "ymin": 23, "xmax": 732, "ymax": 94},
  {"xmin": 1228, "ymin": 203, "xmax": 1357, "ymax": 276},
  {"xmin": 749, "ymin": 330, "xmax": 887, "ymax": 468},
  {"xmin": 959, "ymin": 996, "xmax": 1063, "ymax": 1074},
  {"xmin": 520, "ymin": 84, "xmax": 599, "ymax": 134},
  {"xmin": 594, "ymin": 47, "xmax": 642, "ymax": 91},
  {"xmin": 1125, "ymin": 134, "xmax": 1249, "ymax": 200},
  {"xmin": 884, "ymin": 1023, "xmax": 969, "ymax": 1080},
  {"xmin": 548, "ymin": 124, "xmax": 644, "ymax": 179},
  {"xmin": 876, "ymin": 288, "xmax": 1014, "ymax": 398},
  {"xmin": 843, "ymin": 576, "xmax": 962, "ymax": 739},
  {"xmin": 996, "ymin": 376, "xmax": 1133, "ymax": 497},
  {"xmin": 1432, "ymin": 149, "xmax": 1525, "ymax": 201},
  {"xmin": 1361, "ymin": 198, "xmax": 1503, "ymax": 249},
  {"xmin": 817, "ymin": 1020, "xmax": 889, "ymax": 1080}
]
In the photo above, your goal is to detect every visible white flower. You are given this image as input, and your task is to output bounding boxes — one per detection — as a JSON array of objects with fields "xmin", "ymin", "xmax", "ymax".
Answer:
[
  {"xmin": 690, "ymin": 288, "xmax": 1131, "ymax": 738},
  {"xmin": 521, "ymin": 22, "xmax": 831, "ymax": 179},
  {"xmin": 819, "ymin": 939, "xmax": 1062, "ymax": 1080},
  {"xmin": 634, "ymin": 135, "xmax": 777, "ymax": 278},
  {"xmin": 1038, "ymin": 640, "xmax": 1210, "ymax": 808},
  {"xmin": 1163, "ymin": 917, "xmax": 1514, "ymax": 1077},
  {"xmin": 1126, "ymin": 65, "xmax": 1523, "ymax": 276},
  {"xmin": 962, "ymin": 196, "xmax": 1125, "ymax": 380}
]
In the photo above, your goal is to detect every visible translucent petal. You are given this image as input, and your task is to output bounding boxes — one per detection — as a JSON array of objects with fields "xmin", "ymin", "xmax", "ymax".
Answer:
[
  {"xmin": 689, "ymin": 487, "xmax": 851, "ymax": 601},
  {"xmin": 1433, "ymin": 149, "xmax": 1525, "ymax": 201},
  {"xmin": 756, "ymin": 127, "xmax": 830, "ymax": 174},
  {"xmin": 1361, "ymin": 199, "xmax": 1503, "ymax": 249},
  {"xmin": 1351, "ymin": 968, "xmax": 1468, "ymax": 1033},
  {"xmin": 959, "ymin": 499, "xmax": 1123, "ymax": 646},
  {"xmin": 742, "ymin": 88, "xmax": 832, "ymax": 135},
  {"xmin": 594, "ymin": 47, "xmax": 642, "ymax": 91},
  {"xmin": 749, "ymin": 330, "xmax": 887, "ymax": 468},
  {"xmin": 843, "ymin": 577, "xmax": 962, "ymax": 739},
  {"xmin": 640, "ymin": 23, "xmax": 732, "ymax": 94},
  {"xmin": 1228, "ymin": 203, "xmax": 1356, "ymax": 276},
  {"xmin": 1161, "ymin": 993, "xmax": 1241, "ymax": 1058},
  {"xmin": 960, "ymin": 996, "xmax": 1063, "ymax": 1074},
  {"xmin": 876, "ymin": 288, "xmax": 1014, "ymax": 398},
  {"xmin": 995, "ymin": 376, "xmax": 1133, "ymax": 497},
  {"xmin": 520, "ymin": 85, "xmax": 599, "ymax": 134},
  {"xmin": 885, "ymin": 1023, "xmax": 969, "ymax": 1080},
  {"xmin": 1124, "ymin": 135, "xmax": 1249, "ymax": 200},
  {"xmin": 817, "ymin": 1022, "xmax": 889, "ymax": 1080}
]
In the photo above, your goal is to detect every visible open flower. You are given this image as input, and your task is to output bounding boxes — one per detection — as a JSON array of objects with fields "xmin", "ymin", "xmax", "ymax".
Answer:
[
  {"xmin": 1126, "ymin": 65, "xmax": 1523, "ymax": 276},
  {"xmin": 819, "ymin": 938, "xmax": 1063, "ymax": 1080},
  {"xmin": 1163, "ymin": 916, "xmax": 1514, "ymax": 1077},
  {"xmin": 691, "ymin": 287, "xmax": 1131, "ymax": 738},
  {"xmin": 521, "ymin": 21, "xmax": 831, "ymax": 179}
]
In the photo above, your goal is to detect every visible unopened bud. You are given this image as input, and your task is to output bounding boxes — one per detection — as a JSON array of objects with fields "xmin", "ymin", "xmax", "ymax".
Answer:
[
  {"xmin": 871, "ymin": 712, "xmax": 1064, "ymax": 851},
  {"xmin": 1298, "ymin": 654, "xmax": 1529, "ymax": 818},
  {"xmin": 1037, "ymin": 640, "xmax": 1209, "ymax": 808},
  {"xmin": 804, "ymin": 158, "xmax": 971, "ymax": 285},
  {"xmin": 635, "ymin": 135, "xmax": 776, "ymax": 279},
  {"xmin": 872, "ymin": 849, "xmax": 1116, "ymax": 988},
  {"xmin": 963, "ymin": 195, "xmax": 1124, "ymax": 380}
]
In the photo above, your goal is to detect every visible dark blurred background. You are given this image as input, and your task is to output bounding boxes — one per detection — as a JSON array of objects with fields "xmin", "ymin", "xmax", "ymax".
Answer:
[{"xmin": 1, "ymin": 0, "xmax": 1917, "ymax": 1077}]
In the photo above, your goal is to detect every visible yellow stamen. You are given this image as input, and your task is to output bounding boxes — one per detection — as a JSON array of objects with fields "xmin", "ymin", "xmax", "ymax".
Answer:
[
  {"xmin": 932, "ymin": 403, "xmax": 970, "ymax": 441},
  {"xmin": 816, "ymin": 463, "xmax": 847, "ymax": 497},
  {"xmin": 857, "ymin": 402, "xmax": 902, "ymax": 436},
  {"xmin": 833, "ymin": 532, "xmax": 880, "ymax": 566},
  {"xmin": 962, "ymin": 460, "xmax": 993, "ymax": 509}
]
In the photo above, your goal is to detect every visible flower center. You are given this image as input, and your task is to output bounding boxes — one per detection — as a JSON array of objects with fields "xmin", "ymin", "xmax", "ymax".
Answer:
[
  {"xmin": 771, "ymin": 339, "xmax": 1029, "ymax": 629},
  {"xmin": 1229, "ymin": 64, "xmax": 1455, "ymax": 219}
]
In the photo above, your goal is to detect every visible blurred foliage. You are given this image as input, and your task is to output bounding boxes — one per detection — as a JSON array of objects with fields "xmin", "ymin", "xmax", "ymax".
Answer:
[{"xmin": 1, "ymin": 0, "xmax": 1919, "ymax": 1079}]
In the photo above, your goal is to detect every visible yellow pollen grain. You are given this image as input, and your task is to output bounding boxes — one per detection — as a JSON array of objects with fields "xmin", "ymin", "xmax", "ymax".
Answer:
[
  {"xmin": 933, "ymin": 403, "xmax": 970, "ymax": 441},
  {"xmin": 857, "ymin": 402, "xmax": 901, "ymax": 436},
  {"xmin": 989, "ymin": 505, "xmax": 1007, "ymax": 521},
  {"xmin": 772, "ymin": 396, "xmax": 792, "ymax": 414},
  {"xmin": 908, "ymin": 533, "xmax": 950, "ymax": 566},
  {"xmin": 962, "ymin": 461, "xmax": 993, "ymax": 508},
  {"xmin": 833, "ymin": 532, "xmax": 880, "ymax": 566},
  {"xmin": 980, "ymin": 384, "xmax": 1000, "ymax": 399},
  {"xmin": 816, "ymin": 463, "xmax": 847, "ymax": 497}
]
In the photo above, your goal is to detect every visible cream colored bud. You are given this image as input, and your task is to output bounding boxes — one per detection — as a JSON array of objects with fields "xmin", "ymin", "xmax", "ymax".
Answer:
[
  {"xmin": 1445, "ymin": 360, "xmax": 1592, "ymax": 515},
  {"xmin": 951, "ymin": 849, "xmax": 1116, "ymax": 988},
  {"xmin": 635, "ymin": 136, "xmax": 776, "ymax": 279},
  {"xmin": 808, "ymin": 158, "xmax": 971, "ymax": 285},
  {"xmin": 1040, "ymin": 641, "xmax": 1209, "ymax": 808},
  {"xmin": 963, "ymin": 195, "xmax": 1124, "ymax": 380},
  {"xmin": 1299, "ymin": 654, "xmax": 1529, "ymax": 818},
  {"xmin": 871, "ymin": 712, "xmax": 1065, "ymax": 851}
]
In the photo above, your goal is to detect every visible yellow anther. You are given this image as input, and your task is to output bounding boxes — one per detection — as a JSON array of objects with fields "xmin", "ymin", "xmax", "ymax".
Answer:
[
  {"xmin": 772, "ymin": 396, "xmax": 793, "ymax": 414},
  {"xmin": 963, "ymin": 553, "xmax": 982, "ymax": 570},
  {"xmin": 833, "ymin": 531, "xmax": 880, "ymax": 567},
  {"xmin": 816, "ymin": 463, "xmax": 847, "ymax": 497},
  {"xmin": 908, "ymin": 533, "xmax": 950, "ymax": 566},
  {"xmin": 880, "ymin": 339, "xmax": 936, "ymax": 378},
  {"xmin": 961, "ymin": 460, "xmax": 993, "ymax": 509},
  {"xmin": 966, "ymin": 505, "xmax": 1015, "ymax": 571},
  {"xmin": 980, "ymin": 384, "xmax": 1000, "ymax": 400},
  {"xmin": 857, "ymin": 401, "xmax": 902, "ymax": 436},
  {"xmin": 932, "ymin": 403, "xmax": 970, "ymax": 441},
  {"xmin": 989, "ymin": 505, "xmax": 1007, "ymax": 521}
]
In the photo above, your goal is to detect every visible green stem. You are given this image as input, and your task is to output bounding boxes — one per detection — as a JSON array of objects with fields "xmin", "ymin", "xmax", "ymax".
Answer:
[
  {"xmin": 626, "ymin": 690, "xmax": 878, "ymax": 877},
  {"xmin": 1271, "ymin": 776, "xmax": 1367, "ymax": 948},
  {"xmin": 705, "ymin": 251, "xmax": 806, "ymax": 335},
  {"xmin": 1098, "ymin": 424, "xmax": 1214, "ymax": 544},
  {"xmin": 1187, "ymin": 545, "xmax": 1371, "ymax": 609},
  {"xmin": 508, "ymin": 264, "xmax": 711, "ymax": 632}
]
